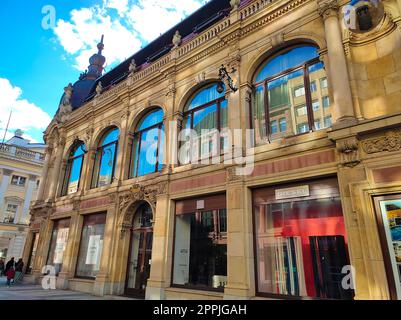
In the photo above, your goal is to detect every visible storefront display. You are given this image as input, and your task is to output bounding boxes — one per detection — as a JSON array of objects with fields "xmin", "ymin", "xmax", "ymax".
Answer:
[
  {"xmin": 76, "ymin": 213, "xmax": 106, "ymax": 279},
  {"xmin": 173, "ymin": 194, "xmax": 227, "ymax": 291},
  {"xmin": 253, "ymin": 177, "xmax": 354, "ymax": 299},
  {"xmin": 46, "ymin": 219, "xmax": 70, "ymax": 275},
  {"xmin": 374, "ymin": 195, "xmax": 401, "ymax": 300}
]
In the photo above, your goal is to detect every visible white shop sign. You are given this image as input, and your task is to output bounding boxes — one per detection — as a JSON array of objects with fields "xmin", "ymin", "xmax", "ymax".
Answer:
[{"xmin": 275, "ymin": 185, "xmax": 310, "ymax": 200}]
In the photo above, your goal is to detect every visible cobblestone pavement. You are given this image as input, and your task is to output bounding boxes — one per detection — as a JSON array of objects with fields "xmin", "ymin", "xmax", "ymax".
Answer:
[{"xmin": 0, "ymin": 276, "xmax": 134, "ymax": 300}]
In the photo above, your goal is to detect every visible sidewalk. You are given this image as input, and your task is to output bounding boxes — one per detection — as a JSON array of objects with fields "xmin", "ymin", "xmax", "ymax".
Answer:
[{"xmin": 0, "ymin": 277, "xmax": 134, "ymax": 300}]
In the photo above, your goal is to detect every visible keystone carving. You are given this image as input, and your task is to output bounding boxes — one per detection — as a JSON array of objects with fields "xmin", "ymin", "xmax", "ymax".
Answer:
[{"xmin": 337, "ymin": 137, "xmax": 360, "ymax": 167}]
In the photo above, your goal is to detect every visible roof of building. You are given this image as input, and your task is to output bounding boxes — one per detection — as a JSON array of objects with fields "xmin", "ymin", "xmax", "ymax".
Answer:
[
  {"xmin": 58, "ymin": 0, "xmax": 236, "ymax": 112},
  {"xmin": 4, "ymin": 130, "xmax": 46, "ymax": 150}
]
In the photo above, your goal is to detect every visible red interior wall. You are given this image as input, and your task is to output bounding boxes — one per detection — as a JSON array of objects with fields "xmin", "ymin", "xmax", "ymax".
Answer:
[{"xmin": 273, "ymin": 202, "xmax": 347, "ymax": 297}]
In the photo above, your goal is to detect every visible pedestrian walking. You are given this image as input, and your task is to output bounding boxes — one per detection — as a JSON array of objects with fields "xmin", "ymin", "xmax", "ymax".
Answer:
[
  {"xmin": 14, "ymin": 258, "xmax": 24, "ymax": 283},
  {"xmin": 4, "ymin": 257, "xmax": 15, "ymax": 287}
]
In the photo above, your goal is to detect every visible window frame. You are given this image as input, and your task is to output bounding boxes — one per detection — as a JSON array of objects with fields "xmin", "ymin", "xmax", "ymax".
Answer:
[
  {"xmin": 11, "ymin": 175, "xmax": 26, "ymax": 187},
  {"xmin": 91, "ymin": 129, "xmax": 119, "ymax": 189},
  {"xmin": 62, "ymin": 142, "xmax": 87, "ymax": 196},
  {"xmin": 252, "ymin": 46, "xmax": 323, "ymax": 142},
  {"xmin": 181, "ymin": 89, "xmax": 227, "ymax": 164}
]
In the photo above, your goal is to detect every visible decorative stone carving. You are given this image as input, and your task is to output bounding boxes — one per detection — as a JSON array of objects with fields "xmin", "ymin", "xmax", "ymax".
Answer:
[
  {"xmin": 230, "ymin": 0, "xmax": 241, "ymax": 10},
  {"xmin": 227, "ymin": 166, "xmax": 242, "ymax": 182},
  {"xmin": 172, "ymin": 30, "xmax": 182, "ymax": 48},
  {"xmin": 96, "ymin": 81, "xmax": 103, "ymax": 96},
  {"xmin": 362, "ymin": 129, "xmax": 401, "ymax": 154},
  {"xmin": 56, "ymin": 83, "xmax": 73, "ymax": 124},
  {"xmin": 318, "ymin": 0, "xmax": 339, "ymax": 19},
  {"xmin": 271, "ymin": 32, "xmax": 285, "ymax": 48},
  {"xmin": 337, "ymin": 137, "xmax": 360, "ymax": 167},
  {"xmin": 84, "ymin": 128, "xmax": 94, "ymax": 146},
  {"xmin": 195, "ymin": 71, "xmax": 206, "ymax": 84},
  {"xmin": 128, "ymin": 59, "xmax": 137, "ymax": 74}
]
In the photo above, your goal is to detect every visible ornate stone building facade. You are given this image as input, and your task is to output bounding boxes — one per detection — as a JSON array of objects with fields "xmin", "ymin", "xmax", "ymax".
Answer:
[{"xmin": 24, "ymin": 0, "xmax": 401, "ymax": 300}]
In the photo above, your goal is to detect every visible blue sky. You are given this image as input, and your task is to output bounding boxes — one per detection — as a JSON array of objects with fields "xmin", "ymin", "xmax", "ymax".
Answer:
[{"xmin": 0, "ymin": 0, "xmax": 208, "ymax": 143}]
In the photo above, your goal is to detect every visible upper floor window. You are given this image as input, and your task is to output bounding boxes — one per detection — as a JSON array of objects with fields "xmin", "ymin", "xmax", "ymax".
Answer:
[
  {"xmin": 179, "ymin": 83, "xmax": 228, "ymax": 164},
  {"xmin": 11, "ymin": 175, "xmax": 26, "ymax": 187},
  {"xmin": 252, "ymin": 45, "xmax": 332, "ymax": 144},
  {"xmin": 92, "ymin": 127, "xmax": 119, "ymax": 188},
  {"xmin": 4, "ymin": 204, "xmax": 18, "ymax": 224},
  {"xmin": 130, "ymin": 108, "xmax": 165, "ymax": 178},
  {"xmin": 62, "ymin": 141, "xmax": 87, "ymax": 196}
]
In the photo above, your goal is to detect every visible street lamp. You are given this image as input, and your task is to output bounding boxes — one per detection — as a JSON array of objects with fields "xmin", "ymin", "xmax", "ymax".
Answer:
[{"xmin": 217, "ymin": 64, "xmax": 238, "ymax": 93}]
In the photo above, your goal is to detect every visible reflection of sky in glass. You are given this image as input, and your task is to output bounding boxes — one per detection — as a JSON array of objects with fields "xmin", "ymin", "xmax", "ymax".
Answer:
[
  {"xmin": 267, "ymin": 69, "xmax": 304, "ymax": 90},
  {"xmin": 98, "ymin": 144, "xmax": 116, "ymax": 184},
  {"xmin": 136, "ymin": 128, "xmax": 159, "ymax": 177},
  {"xmin": 69, "ymin": 156, "xmax": 83, "ymax": 187},
  {"xmin": 309, "ymin": 61, "xmax": 324, "ymax": 73},
  {"xmin": 101, "ymin": 128, "xmax": 119, "ymax": 146},
  {"xmin": 72, "ymin": 142, "xmax": 86, "ymax": 157},
  {"xmin": 255, "ymin": 46, "xmax": 319, "ymax": 82},
  {"xmin": 138, "ymin": 109, "xmax": 164, "ymax": 131},
  {"xmin": 186, "ymin": 84, "xmax": 225, "ymax": 111},
  {"xmin": 193, "ymin": 104, "xmax": 217, "ymax": 131}
]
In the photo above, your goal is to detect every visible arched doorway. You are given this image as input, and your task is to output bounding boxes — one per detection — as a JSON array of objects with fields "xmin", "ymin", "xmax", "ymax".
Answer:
[{"xmin": 124, "ymin": 202, "xmax": 154, "ymax": 298}]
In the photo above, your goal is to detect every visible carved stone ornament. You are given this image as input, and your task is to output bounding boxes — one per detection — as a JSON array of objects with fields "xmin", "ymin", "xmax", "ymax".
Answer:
[
  {"xmin": 362, "ymin": 129, "xmax": 401, "ymax": 154},
  {"xmin": 227, "ymin": 166, "xmax": 242, "ymax": 182},
  {"xmin": 230, "ymin": 0, "xmax": 241, "ymax": 10},
  {"xmin": 56, "ymin": 83, "xmax": 73, "ymax": 124},
  {"xmin": 129, "ymin": 59, "xmax": 137, "ymax": 74},
  {"xmin": 172, "ymin": 30, "xmax": 182, "ymax": 48},
  {"xmin": 337, "ymin": 137, "xmax": 360, "ymax": 167},
  {"xmin": 96, "ymin": 81, "xmax": 103, "ymax": 96},
  {"xmin": 318, "ymin": 0, "xmax": 339, "ymax": 19}
]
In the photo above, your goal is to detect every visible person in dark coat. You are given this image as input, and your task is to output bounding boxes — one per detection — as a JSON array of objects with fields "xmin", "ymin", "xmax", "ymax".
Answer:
[
  {"xmin": 5, "ymin": 257, "xmax": 15, "ymax": 287},
  {"xmin": 14, "ymin": 259, "xmax": 24, "ymax": 283}
]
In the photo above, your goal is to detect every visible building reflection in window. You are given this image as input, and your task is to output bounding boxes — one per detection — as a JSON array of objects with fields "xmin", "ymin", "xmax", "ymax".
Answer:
[{"xmin": 62, "ymin": 141, "xmax": 87, "ymax": 195}]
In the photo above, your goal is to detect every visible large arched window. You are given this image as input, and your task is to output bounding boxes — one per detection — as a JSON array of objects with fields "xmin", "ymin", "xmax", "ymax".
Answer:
[
  {"xmin": 130, "ymin": 108, "xmax": 165, "ymax": 177},
  {"xmin": 62, "ymin": 141, "xmax": 87, "ymax": 195},
  {"xmin": 180, "ymin": 83, "xmax": 228, "ymax": 164},
  {"xmin": 91, "ymin": 127, "xmax": 119, "ymax": 188},
  {"xmin": 252, "ymin": 45, "xmax": 332, "ymax": 145}
]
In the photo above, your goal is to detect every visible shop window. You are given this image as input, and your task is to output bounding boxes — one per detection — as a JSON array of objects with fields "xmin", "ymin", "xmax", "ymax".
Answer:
[
  {"xmin": 76, "ymin": 213, "xmax": 106, "ymax": 279},
  {"xmin": 252, "ymin": 45, "xmax": 330, "ymax": 144},
  {"xmin": 92, "ymin": 127, "xmax": 119, "ymax": 188},
  {"xmin": 173, "ymin": 195, "xmax": 227, "ymax": 291},
  {"xmin": 253, "ymin": 178, "xmax": 354, "ymax": 299},
  {"xmin": 62, "ymin": 141, "xmax": 87, "ymax": 196},
  {"xmin": 46, "ymin": 219, "xmax": 70, "ymax": 276},
  {"xmin": 130, "ymin": 108, "xmax": 164, "ymax": 178},
  {"xmin": 180, "ymin": 83, "xmax": 228, "ymax": 164},
  {"xmin": 374, "ymin": 195, "xmax": 401, "ymax": 299},
  {"xmin": 11, "ymin": 175, "xmax": 26, "ymax": 187}
]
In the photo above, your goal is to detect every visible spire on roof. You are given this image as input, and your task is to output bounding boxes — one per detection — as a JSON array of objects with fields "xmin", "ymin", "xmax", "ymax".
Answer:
[{"xmin": 85, "ymin": 35, "xmax": 106, "ymax": 80}]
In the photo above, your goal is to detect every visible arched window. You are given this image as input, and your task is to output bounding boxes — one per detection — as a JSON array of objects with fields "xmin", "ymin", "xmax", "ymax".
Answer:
[
  {"xmin": 130, "ymin": 108, "xmax": 165, "ymax": 177},
  {"xmin": 180, "ymin": 83, "xmax": 228, "ymax": 164},
  {"xmin": 91, "ymin": 127, "xmax": 119, "ymax": 188},
  {"xmin": 252, "ymin": 45, "xmax": 331, "ymax": 145},
  {"xmin": 62, "ymin": 141, "xmax": 87, "ymax": 195}
]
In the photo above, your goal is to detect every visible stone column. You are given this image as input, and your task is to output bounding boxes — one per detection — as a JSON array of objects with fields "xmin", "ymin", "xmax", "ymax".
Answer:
[
  {"xmin": 169, "ymin": 111, "xmax": 183, "ymax": 169},
  {"xmin": 46, "ymin": 138, "xmax": 66, "ymax": 200},
  {"xmin": 32, "ymin": 216, "xmax": 54, "ymax": 279},
  {"xmin": 224, "ymin": 180, "xmax": 255, "ymax": 299},
  {"xmin": 115, "ymin": 110, "xmax": 130, "ymax": 182},
  {"xmin": 93, "ymin": 205, "xmax": 117, "ymax": 296},
  {"xmin": 20, "ymin": 175, "xmax": 37, "ymax": 224},
  {"xmin": 146, "ymin": 193, "xmax": 171, "ymax": 300},
  {"xmin": 318, "ymin": 0, "xmax": 356, "ymax": 126},
  {"xmin": 37, "ymin": 145, "xmax": 53, "ymax": 202},
  {"xmin": 0, "ymin": 169, "xmax": 12, "ymax": 221},
  {"xmin": 83, "ymin": 147, "xmax": 97, "ymax": 191}
]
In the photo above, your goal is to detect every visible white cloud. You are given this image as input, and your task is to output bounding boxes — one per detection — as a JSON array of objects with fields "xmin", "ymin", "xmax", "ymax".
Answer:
[
  {"xmin": 0, "ymin": 78, "xmax": 51, "ymax": 143},
  {"xmin": 53, "ymin": 0, "xmax": 207, "ymax": 71}
]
